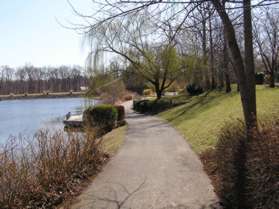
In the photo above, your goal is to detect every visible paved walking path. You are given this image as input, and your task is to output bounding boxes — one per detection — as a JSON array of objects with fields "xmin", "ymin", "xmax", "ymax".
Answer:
[{"xmin": 71, "ymin": 101, "xmax": 220, "ymax": 209}]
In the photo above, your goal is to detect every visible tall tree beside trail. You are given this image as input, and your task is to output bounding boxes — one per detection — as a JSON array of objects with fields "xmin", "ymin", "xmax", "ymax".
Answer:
[
  {"xmin": 207, "ymin": 5, "xmax": 217, "ymax": 90},
  {"xmin": 210, "ymin": 2, "xmax": 256, "ymax": 207},
  {"xmin": 211, "ymin": 0, "xmax": 257, "ymax": 130},
  {"xmin": 223, "ymin": 41, "xmax": 231, "ymax": 93},
  {"xmin": 196, "ymin": 5, "xmax": 211, "ymax": 90}
]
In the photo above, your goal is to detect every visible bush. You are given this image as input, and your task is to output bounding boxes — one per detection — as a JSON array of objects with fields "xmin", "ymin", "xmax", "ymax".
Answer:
[
  {"xmin": 255, "ymin": 72, "xmax": 265, "ymax": 85},
  {"xmin": 215, "ymin": 121, "xmax": 279, "ymax": 209},
  {"xmin": 123, "ymin": 94, "xmax": 133, "ymax": 101},
  {"xmin": 133, "ymin": 99, "xmax": 173, "ymax": 114},
  {"xmin": 143, "ymin": 89, "xmax": 153, "ymax": 96},
  {"xmin": 0, "ymin": 130, "xmax": 106, "ymax": 209},
  {"xmin": 114, "ymin": 105, "xmax": 125, "ymax": 122},
  {"xmin": 215, "ymin": 121, "xmax": 246, "ymax": 209},
  {"xmin": 245, "ymin": 122, "xmax": 279, "ymax": 209},
  {"xmin": 275, "ymin": 71, "xmax": 279, "ymax": 82},
  {"xmin": 83, "ymin": 104, "xmax": 118, "ymax": 133},
  {"xmin": 100, "ymin": 80, "xmax": 126, "ymax": 104},
  {"xmin": 186, "ymin": 84, "xmax": 204, "ymax": 96},
  {"xmin": 133, "ymin": 99, "xmax": 149, "ymax": 113}
]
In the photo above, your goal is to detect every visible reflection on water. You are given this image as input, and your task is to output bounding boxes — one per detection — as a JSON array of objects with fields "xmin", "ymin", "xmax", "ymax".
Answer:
[{"xmin": 0, "ymin": 97, "xmax": 97, "ymax": 143}]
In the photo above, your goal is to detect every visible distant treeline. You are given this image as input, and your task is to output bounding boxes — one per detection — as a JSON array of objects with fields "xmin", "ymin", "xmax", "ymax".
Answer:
[{"xmin": 0, "ymin": 65, "xmax": 88, "ymax": 95}]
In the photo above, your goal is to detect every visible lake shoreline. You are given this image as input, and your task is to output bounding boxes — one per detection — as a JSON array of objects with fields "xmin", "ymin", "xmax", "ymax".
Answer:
[
  {"xmin": 0, "ymin": 91, "xmax": 87, "ymax": 101},
  {"xmin": 0, "ymin": 97, "xmax": 98, "ymax": 142}
]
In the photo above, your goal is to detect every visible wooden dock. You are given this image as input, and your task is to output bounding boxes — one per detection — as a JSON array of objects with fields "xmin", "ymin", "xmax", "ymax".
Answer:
[{"xmin": 63, "ymin": 114, "xmax": 83, "ymax": 127}]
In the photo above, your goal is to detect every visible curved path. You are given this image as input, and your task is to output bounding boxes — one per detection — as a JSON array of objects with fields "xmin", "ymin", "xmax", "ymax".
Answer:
[{"xmin": 71, "ymin": 101, "xmax": 220, "ymax": 209}]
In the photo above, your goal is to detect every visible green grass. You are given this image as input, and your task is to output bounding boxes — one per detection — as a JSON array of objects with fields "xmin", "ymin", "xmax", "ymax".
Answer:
[
  {"xmin": 101, "ymin": 125, "xmax": 127, "ymax": 155},
  {"xmin": 160, "ymin": 86, "xmax": 279, "ymax": 153}
]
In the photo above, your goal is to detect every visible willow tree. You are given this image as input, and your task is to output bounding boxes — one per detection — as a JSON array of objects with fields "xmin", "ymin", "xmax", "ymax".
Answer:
[{"xmin": 81, "ymin": 13, "xmax": 182, "ymax": 99}]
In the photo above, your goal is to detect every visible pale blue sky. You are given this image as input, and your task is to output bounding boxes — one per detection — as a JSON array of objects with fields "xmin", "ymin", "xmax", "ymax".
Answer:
[{"xmin": 0, "ymin": 0, "xmax": 93, "ymax": 67}]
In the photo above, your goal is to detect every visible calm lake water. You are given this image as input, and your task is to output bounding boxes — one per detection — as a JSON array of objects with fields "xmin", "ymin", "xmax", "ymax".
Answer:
[{"xmin": 0, "ymin": 97, "xmax": 97, "ymax": 143}]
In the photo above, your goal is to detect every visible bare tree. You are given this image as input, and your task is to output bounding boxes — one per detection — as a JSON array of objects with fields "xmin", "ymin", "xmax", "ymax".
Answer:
[
  {"xmin": 69, "ymin": 0, "xmax": 279, "ymax": 129},
  {"xmin": 254, "ymin": 8, "xmax": 279, "ymax": 87},
  {"xmin": 0, "ymin": 66, "xmax": 14, "ymax": 94},
  {"xmin": 0, "ymin": 65, "xmax": 88, "ymax": 95}
]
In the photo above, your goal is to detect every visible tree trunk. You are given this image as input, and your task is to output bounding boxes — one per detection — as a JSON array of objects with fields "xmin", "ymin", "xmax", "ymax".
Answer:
[
  {"xmin": 155, "ymin": 82, "xmax": 162, "ymax": 100},
  {"xmin": 209, "ymin": 12, "xmax": 216, "ymax": 90},
  {"xmin": 243, "ymin": 0, "xmax": 257, "ymax": 129},
  {"xmin": 225, "ymin": 72, "xmax": 231, "ymax": 93},
  {"xmin": 156, "ymin": 90, "xmax": 162, "ymax": 100},
  {"xmin": 202, "ymin": 19, "xmax": 210, "ymax": 90},
  {"xmin": 223, "ymin": 36, "xmax": 231, "ymax": 93},
  {"xmin": 270, "ymin": 69, "xmax": 275, "ymax": 88},
  {"xmin": 218, "ymin": 70, "xmax": 225, "ymax": 89}
]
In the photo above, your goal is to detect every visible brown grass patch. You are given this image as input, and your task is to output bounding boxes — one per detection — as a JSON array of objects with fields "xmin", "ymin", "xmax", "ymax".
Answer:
[
  {"xmin": 201, "ymin": 120, "xmax": 279, "ymax": 209},
  {"xmin": 0, "ymin": 130, "xmax": 108, "ymax": 209}
]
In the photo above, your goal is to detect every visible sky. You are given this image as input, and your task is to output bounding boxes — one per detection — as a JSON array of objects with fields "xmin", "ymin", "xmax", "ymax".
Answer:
[{"xmin": 0, "ymin": 0, "xmax": 94, "ymax": 68}]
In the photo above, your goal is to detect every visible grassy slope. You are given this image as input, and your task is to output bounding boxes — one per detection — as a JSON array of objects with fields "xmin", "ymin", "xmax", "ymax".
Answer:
[
  {"xmin": 101, "ymin": 125, "xmax": 127, "ymax": 155},
  {"xmin": 160, "ymin": 86, "xmax": 279, "ymax": 153}
]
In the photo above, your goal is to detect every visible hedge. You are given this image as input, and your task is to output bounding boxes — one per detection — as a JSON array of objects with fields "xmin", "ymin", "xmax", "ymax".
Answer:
[
  {"xmin": 133, "ymin": 99, "xmax": 173, "ymax": 114},
  {"xmin": 114, "ymin": 105, "xmax": 125, "ymax": 122},
  {"xmin": 186, "ymin": 83, "xmax": 204, "ymax": 96},
  {"xmin": 83, "ymin": 104, "xmax": 118, "ymax": 133},
  {"xmin": 255, "ymin": 72, "xmax": 265, "ymax": 85}
]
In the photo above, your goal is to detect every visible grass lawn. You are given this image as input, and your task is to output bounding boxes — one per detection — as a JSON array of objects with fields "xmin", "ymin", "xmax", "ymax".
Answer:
[
  {"xmin": 101, "ymin": 125, "xmax": 127, "ymax": 155},
  {"xmin": 160, "ymin": 86, "xmax": 279, "ymax": 153}
]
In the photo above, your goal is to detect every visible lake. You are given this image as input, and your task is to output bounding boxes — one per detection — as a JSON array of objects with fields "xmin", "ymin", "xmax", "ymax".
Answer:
[{"xmin": 0, "ymin": 97, "xmax": 97, "ymax": 143}]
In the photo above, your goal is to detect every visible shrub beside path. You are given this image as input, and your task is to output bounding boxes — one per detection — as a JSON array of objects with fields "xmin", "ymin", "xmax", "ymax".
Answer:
[{"xmin": 71, "ymin": 101, "xmax": 220, "ymax": 209}]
